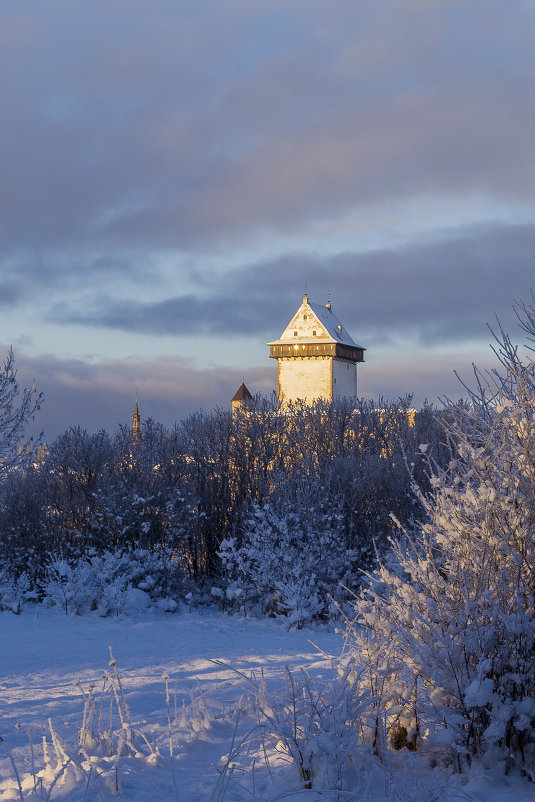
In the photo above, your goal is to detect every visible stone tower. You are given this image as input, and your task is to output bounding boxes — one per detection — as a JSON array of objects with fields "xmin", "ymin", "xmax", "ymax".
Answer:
[{"xmin": 268, "ymin": 294, "xmax": 365, "ymax": 403}]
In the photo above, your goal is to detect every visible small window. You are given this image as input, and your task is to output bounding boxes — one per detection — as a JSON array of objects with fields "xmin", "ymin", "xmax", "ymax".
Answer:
[
  {"xmin": 294, "ymin": 331, "xmax": 298, "ymax": 337},
  {"xmin": 303, "ymin": 314, "xmax": 307, "ymax": 320},
  {"xmin": 312, "ymin": 330, "xmax": 316, "ymax": 336}
]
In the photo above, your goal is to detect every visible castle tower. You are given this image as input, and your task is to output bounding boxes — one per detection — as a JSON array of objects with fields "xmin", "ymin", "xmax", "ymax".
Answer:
[
  {"xmin": 231, "ymin": 382, "xmax": 253, "ymax": 415},
  {"xmin": 132, "ymin": 393, "xmax": 141, "ymax": 438},
  {"xmin": 268, "ymin": 294, "xmax": 365, "ymax": 403}
]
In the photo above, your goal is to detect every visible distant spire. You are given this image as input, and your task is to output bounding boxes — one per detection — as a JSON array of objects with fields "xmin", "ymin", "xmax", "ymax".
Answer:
[
  {"xmin": 132, "ymin": 389, "xmax": 141, "ymax": 438},
  {"xmin": 326, "ymin": 291, "xmax": 332, "ymax": 311}
]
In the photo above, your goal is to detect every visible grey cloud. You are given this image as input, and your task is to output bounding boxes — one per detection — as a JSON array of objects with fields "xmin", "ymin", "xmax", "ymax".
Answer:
[
  {"xmin": 0, "ymin": 278, "xmax": 26, "ymax": 307},
  {"xmin": 362, "ymin": 349, "xmax": 496, "ymax": 409},
  {"xmin": 48, "ymin": 294, "xmax": 270, "ymax": 336},
  {"xmin": 0, "ymin": 2, "xmax": 534, "ymax": 252},
  {"xmin": 11, "ymin": 348, "xmax": 276, "ymax": 441},
  {"xmin": 225, "ymin": 221, "xmax": 535, "ymax": 349},
  {"xmin": 48, "ymin": 222, "xmax": 535, "ymax": 351},
  {"xmin": 0, "ymin": 252, "xmax": 158, "ymax": 313}
]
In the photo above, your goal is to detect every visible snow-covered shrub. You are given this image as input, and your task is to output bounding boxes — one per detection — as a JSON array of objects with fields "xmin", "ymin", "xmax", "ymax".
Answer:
[
  {"xmin": 212, "ymin": 660, "xmax": 367, "ymax": 797},
  {"xmin": 42, "ymin": 557, "xmax": 97, "ymax": 614},
  {"xmin": 0, "ymin": 569, "xmax": 30, "ymax": 613},
  {"xmin": 343, "ymin": 367, "xmax": 535, "ymax": 775},
  {"xmin": 219, "ymin": 490, "xmax": 361, "ymax": 628},
  {"xmin": 92, "ymin": 547, "xmax": 182, "ymax": 615},
  {"xmin": 41, "ymin": 548, "xmax": 182, "ymax": 615}
]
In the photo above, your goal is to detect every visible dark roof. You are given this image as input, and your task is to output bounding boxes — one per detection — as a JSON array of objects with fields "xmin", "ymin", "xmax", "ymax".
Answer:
[{"xmin": 232, "ymin": 382, "xmax": 253, "ymax": 402}]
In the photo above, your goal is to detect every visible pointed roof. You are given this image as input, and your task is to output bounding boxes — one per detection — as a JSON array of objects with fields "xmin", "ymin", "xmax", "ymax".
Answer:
[
  {"xmin": 268, "ymin": 294, "xmax": 365, "ymax": 350},
  {"xmin": 232, "ymin": 382, "xmax": 253, "ymax": 402},
  {"xmin": 132, "ymin": 390, "xmax": 140, "ymax": 421}
]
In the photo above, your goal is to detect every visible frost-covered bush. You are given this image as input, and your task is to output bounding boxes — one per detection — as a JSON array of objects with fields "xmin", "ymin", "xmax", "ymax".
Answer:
[
  {"xmin": 0, "ymin": 568, "xmax": 31, "ymax": 613},
  {"xmin": 41, "ymin": 548, "xmax": 182, "ymax": 615},
  {"xmin": 91, "ymin": 547, "xmax": 179, "ymax": 614},
  {"xmin": 42, "ymin": 557, "xmax": 98, "ymax": 614},
  {"xmin": 213, "ymin": 662, "xmax": 364, "ymax": 796},
  {"xmin": 344, "ymin": 368, "xmax": 535, "ymax": 775},
  {"xmin": 219, "ymin": 491, "xmax": 361, "ymax": 628}
]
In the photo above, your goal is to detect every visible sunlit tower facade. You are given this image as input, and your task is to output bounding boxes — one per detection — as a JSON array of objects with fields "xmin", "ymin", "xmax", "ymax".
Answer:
[{"xmin": 268, "ymin": 294, "xmax": 365, "ymax": 403}]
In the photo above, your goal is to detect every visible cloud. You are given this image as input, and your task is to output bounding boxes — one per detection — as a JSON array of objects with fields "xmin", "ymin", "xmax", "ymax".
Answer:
[
  {"xmin": 9, "ymin": 348, "xmax": 276, "ymax": 441},
  {"xmin": 0, "ymin": 251, "xmax": 160, "ymax": 314},
  {"xmin": 47, "ymin": 221, "xmax": 535, "ymax": 350},
  {"xmin": 362, "ymin": 349, "xmax": 495, "ymax": 409},
  {"xmin": 0, "ymin": 1, "xmax": 534, "ymax": 253}
]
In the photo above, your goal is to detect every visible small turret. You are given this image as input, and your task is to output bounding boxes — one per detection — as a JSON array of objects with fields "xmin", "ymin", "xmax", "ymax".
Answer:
[{"xmin": 232, "ymin": 382, "xmax": 253, "ymax": 415}]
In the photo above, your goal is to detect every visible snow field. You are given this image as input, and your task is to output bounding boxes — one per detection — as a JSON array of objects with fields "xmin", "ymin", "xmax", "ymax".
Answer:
[
  {"xmin": 0, "ymin": 608, "xmax": 342, "ymax": 800},
  {"xmin": 0, "ymin": 609, "xmax": 533, "ymax": 801}
]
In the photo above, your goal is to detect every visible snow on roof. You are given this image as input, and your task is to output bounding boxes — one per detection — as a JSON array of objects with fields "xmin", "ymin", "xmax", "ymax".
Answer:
[
  {"xmin": 307, "ymin": 301, "xmax": 360, "ymax": 348},
  {"xmin": 268, "ymin": 296, "xmax": 365, "ymax": 350}
]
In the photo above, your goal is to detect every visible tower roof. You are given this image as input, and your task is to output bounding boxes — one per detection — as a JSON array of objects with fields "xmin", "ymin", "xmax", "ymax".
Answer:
[
  {"xmin": 268, "ymin": 295, "xmax": 365, "ymax": 350},
  {"xmin": 232, "ymin": 382, "xmax": 253, "ymax": 402}
]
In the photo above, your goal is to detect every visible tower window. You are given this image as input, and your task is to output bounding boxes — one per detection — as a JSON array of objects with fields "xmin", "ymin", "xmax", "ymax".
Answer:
[
  {"xmin": 312, "ymin": 330, "xmax": 316, "ymax": 335},
  {"xmin": 294, "ymin": 331, "xmax": 298, "ymax": 336}
]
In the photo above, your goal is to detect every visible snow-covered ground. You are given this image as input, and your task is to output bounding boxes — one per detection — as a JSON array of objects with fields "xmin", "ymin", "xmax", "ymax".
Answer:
[{"xmin": 0, "ymin": 608, "xmax": 532, "ymax": 801}]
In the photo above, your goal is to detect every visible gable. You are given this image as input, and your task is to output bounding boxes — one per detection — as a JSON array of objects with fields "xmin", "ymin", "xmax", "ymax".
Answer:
[{"xmin": 268, "ymin": 295, "xmax": 363, "ymax": 349}]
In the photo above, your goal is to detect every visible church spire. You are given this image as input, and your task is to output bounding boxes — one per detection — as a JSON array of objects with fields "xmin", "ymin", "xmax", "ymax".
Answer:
[{"xmin": 132, "ymin": 390, "xmax": 141, "ymax": 438}]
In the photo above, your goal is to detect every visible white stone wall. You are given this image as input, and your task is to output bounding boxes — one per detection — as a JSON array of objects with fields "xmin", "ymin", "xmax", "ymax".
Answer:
[
  {"xmin": 278, "ymin": 358, "xmax": 332, "ymax": 402},
  {"xmin": 332, "ymin": 359, "xmax": 357, "ymax": 398}
]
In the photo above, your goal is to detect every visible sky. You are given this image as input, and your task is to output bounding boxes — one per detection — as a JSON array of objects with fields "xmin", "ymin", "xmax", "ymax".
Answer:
[{"xmin": 2, "ymin": 0, "xmax": 535, "ymax": 441}]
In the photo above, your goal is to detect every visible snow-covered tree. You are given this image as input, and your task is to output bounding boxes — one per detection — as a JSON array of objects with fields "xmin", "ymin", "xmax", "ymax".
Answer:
[
  {"xmin": 0, "ymin": 347, "xmax": 42, "ymax": 480},
  {"xmin": 345, "ymin": 365, "xmax": 535, "ymax": 775},
  {"xmin": 219, "ymin": 481, "xmax": 363, "ymax": 628}
]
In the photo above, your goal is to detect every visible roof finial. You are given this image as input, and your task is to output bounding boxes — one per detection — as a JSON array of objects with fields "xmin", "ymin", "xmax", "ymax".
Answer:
[
  {"xmin": 326, "ymin": 291, "xmax": 331, "ymax": 311},
  {"xmin": 303, "ymin": 283, "xmax": 309, "ymax": 304}
]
